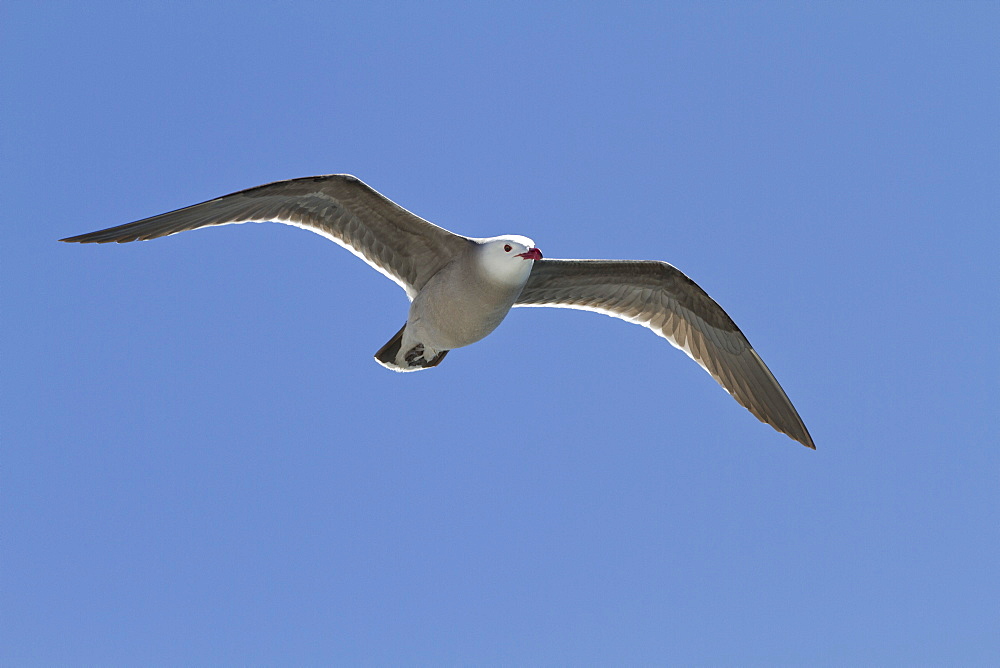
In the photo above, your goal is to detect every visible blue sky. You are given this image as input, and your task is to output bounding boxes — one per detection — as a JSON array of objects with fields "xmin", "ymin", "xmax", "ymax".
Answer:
[{"xmin": 2, "ymin": 2, "xmax": 998, "ymax": 664}]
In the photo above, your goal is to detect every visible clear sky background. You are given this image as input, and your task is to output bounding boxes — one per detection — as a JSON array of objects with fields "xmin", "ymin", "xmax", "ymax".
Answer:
[{"xmin": 2, "ymin": 2, "xmax": 998, "ymax": 665}]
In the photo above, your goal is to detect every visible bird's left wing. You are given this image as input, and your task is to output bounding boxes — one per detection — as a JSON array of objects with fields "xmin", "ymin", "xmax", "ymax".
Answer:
[
  {"xmin": 514, "ymin": 259, "xmax": 814, "ymax": 448},
  {"xmin": 60, "ymin": 175, "xmax": 472, "ymax": 298}
]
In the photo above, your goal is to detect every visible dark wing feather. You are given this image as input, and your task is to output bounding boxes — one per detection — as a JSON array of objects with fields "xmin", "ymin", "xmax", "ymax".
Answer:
[
  {"xmin": 60, "ymin": 174, "xmax": 472, "ymax": 298},
  {"xmin": 515, "ymin": 259, "xmax": 814, "ymax": 448}
]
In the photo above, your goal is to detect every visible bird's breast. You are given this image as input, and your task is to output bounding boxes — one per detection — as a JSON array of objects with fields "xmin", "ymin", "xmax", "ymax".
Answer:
[{"xmin": 408, "ymin": 259, "xmax": 526, "ymax": 350}]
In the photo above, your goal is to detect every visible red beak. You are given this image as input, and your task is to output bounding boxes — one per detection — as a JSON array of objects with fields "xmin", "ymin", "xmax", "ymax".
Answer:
[{"xmin": 517, "ymin": 247, "xmax": 543, "ymax": 260}]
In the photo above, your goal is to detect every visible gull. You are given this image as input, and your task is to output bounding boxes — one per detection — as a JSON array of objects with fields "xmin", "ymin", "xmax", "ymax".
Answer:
[{"xmin": 61, "ymin": 174, "xmax": 814, "ymax": 448}]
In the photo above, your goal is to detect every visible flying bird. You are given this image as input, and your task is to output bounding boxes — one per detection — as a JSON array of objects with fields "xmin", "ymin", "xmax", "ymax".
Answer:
[{"xmin": 61, "ymin": 174, "xmax": 814, "ymax": 448}]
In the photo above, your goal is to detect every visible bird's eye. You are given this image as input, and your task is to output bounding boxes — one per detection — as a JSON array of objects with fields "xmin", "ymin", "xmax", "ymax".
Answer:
[{"xmin": 504, "ymin": 244, "xmax": 512, "ymax": 252}]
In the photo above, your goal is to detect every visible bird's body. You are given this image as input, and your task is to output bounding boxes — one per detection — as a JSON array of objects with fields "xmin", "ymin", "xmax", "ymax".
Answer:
[
  {"xmin": 62, "ymin": 174, "xmax": 815, "ymax": 448},
  {"xmin": 380, "ymin": 235, "xmax": 538, "ymax": 370}
]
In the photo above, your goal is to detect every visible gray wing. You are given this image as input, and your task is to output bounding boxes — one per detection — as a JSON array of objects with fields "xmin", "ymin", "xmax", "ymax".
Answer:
[
  {"xmin": 515, "ymin": 259, "xmax": 814, "ymax": 448},
  {"xmin": 60, "ymin": 174, "xmax": 473, "ymax": 298}
]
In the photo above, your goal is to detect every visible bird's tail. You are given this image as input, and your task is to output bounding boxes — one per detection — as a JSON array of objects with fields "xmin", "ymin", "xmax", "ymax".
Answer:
[{"xmin": 373, "ymin": 324, "xmax": 449, "ymax": 372}]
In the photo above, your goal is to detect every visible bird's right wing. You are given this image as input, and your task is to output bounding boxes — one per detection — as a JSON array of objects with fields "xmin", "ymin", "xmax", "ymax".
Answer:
[
  {"xmin": 60, "ymin": 175, "xmax": 472, "ymax": 298},
  {"xmin": 515, "ymin": 259, "xmax": 814, "ymax": 448}
]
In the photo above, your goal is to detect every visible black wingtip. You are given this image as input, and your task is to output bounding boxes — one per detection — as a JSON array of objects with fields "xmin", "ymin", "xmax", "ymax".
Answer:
[
  {"xmin": 59, "ymin": 230, "xmax": 140, "ymax": 244},
  {"xmin": 794, "ymin": 429, "xmax": 816, "ymax": 450},
  {"xmin": 59, "ymin": 233, "xmax": 100, "ymax": 244}
]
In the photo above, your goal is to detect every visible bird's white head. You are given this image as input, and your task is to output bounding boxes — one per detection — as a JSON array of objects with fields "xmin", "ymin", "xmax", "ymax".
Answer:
[{"xmin": 475, "ymin": 235, "xmax": 543, "ymax": 286}]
